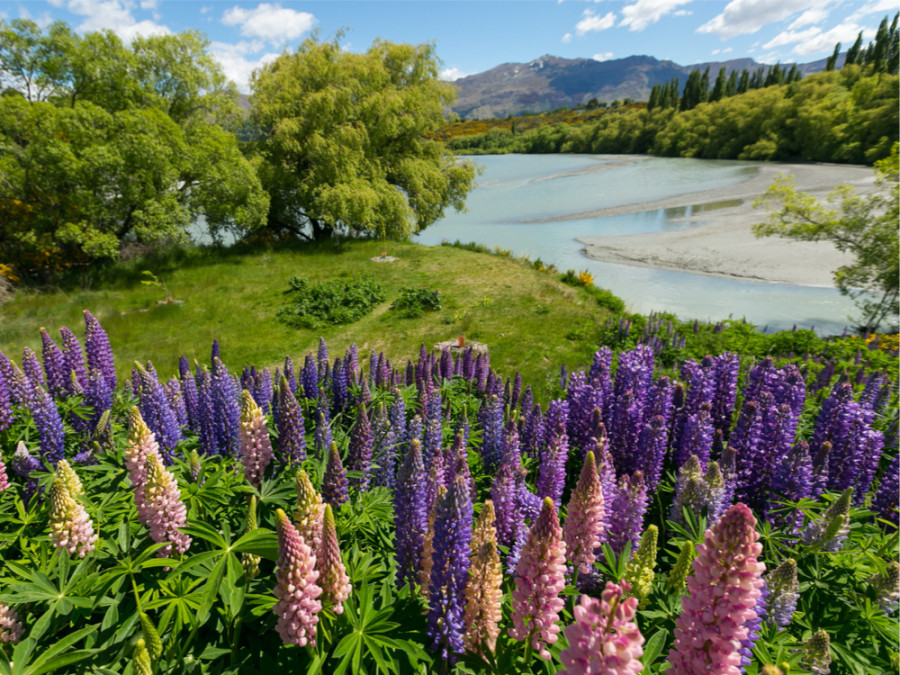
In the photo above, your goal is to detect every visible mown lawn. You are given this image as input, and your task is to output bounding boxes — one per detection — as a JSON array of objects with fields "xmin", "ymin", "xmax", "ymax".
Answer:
[{"xmin": 1, "ymin": 240, "xmax": 612, "ymax": 400}]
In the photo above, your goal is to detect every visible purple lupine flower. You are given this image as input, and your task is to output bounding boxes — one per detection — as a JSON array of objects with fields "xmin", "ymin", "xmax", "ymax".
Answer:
[
  {"xmin": 371, "ymin": 404, "xmax": 397, "ymax": 489},
  {"xmin": 179, "ymin": 357, "xmax": 199, "ymax": 433},
  {"xmin": 802, "ymin": 487, "xmax": 852, "ymax": 551},
  {"xmin": 872, "ymin": 453, "xmax": 899, "ymax": 527},
  {"xmin": 738, "ymin": 582, "xmax": 767, "ymax": 669},
  {"xmin": 422, "ymin": 390, "xmax": 443, "ymax": 467},
  {"xmin": 302, "ymin": 354, "xmax": 318, "ymax": 400},
  {"xmin": 607, "ymin": 390, "xmax": 643, "ymax": 477},
  {"xmin": 510, "ymin": 371, "xmax": 522, "ymax": 410},
  {"xmin": 395, "ymin": 439, "xmax": 428, "ymax": 589},
  {"xmin": 134, "ymin": 363, "xmax": 182, "ymax": 462},
  {"xmin": 316, "ymin": 337, "xmax": 328, "ymax": 374},
  {"xmin": 490, "ymin": 461, "xmax": 520, "ymax": 552},
  {"xmin": 764, "ymin": 558, "xmax": 799, "ymax": 628},
  {"xmin": 423, "ymin": 450, "xmax": 446, "ymax": 544},
  {"xmin": 668, "ymin": 503, "xmax": 766, "ymax": 675},
  {"xmin": 239, "ymin": 391, "xmax": 274, "ymax": 489},
  {"xmin": 212, "ymin": 358, "xmax": 240, "ymax": 457},
  {"xmin": 0, "ymin": 362, "xmax": 13, "ymax": 432},
  {"xmin": 253, "ymin": 367, "xmax": 274, "ymax": 416},
  {"xmin": 11, "ymin": 440, "xmax": 41, "ymax": 477},
  {"xmin": 537, "ymin": 419, "xmax": 568, "ymax": 507},
  {"xmin": 83, "ymin": 310, "xmax": 116, "ymax": 392},
  {"xmin": 566, "ymin": 372, "xmax": 603, "ymax": 456},
  {"xmin": 478, "ymin": 395, "xmax": 504, "ymax": 473},
  {"xmin": 210, "ymin": 338, "xmax": 221, "ymax": 370},
  {"xmin": 670, "ymin": 455, "xmax": 709, "ymax": 525},
  {"xmin": 331, "ymin": 358, "xmax": 348, "ymax": 413},
  {"xmin": 427, "ymin": 476, "xmax": 474, "ymax": 664},
  {"xmin": 314, "ymin": 393, "xmax": 332, "ymax": 460},
  {"xmin": 769, "ymin": 441, "xmax": 813, "ymax": 532},
  {"xmin": 674, "ymin": 404, "xmax": 714, "ymax": 470},
  {"xmin": 606, "ymin": 471, "xmax": 648, "ymax": 557},
  {"xmin": 273, "ymin": 508, "xmax": 322, "ymax": 647},
  {"xmin": 445, "ymin": 432, "xmax": 475, "ymax": 502},
  {"xmin": 347, "ymin": 404, "xmax": 374, "ymax": 492},
  {"xmin": 40, "ymin": 328, "xmax": 68, "ymax": 398},
  {"xmin": 283, "ymin": 356, "xmax": 297, "ymax": 395},
  {"xmin": 711, "ymin": 352, "xmax": 740, "ymax": 438},
  {"xmin": 322, "ymin": 443, "xmax": 349, "ymax": 509},
  {"xmin": 406, "ymin": 414, "xmax": 424, "ymax": 458},
  {"xmin": 32, "ymin": 385, "xmax": 65, "ymax": 465},
  {"xmin": 275, "ymin": 376, "xmax": 306, "ymax": 465},
  {"xmin": 165, "ymin": 378, "xmax": 188, "ymax": 428},
  {"xmin": 195, "ymin": 367, "xmax": 218, "ymax": 455},
  {"xmin": 810, "ymin": 441, "xmax": 831, "ymax": 498},
  {"xmin": 22, "ymin": 346, "xmax": 46, "ymax": 393},
  {"xmin": 637, "ymin": 414, "xmax": 668, "ymax": 492},
  {"xmin": 520, "ymin": 403, "xmax": 544, "ymax": 459},
  {"xmin": 344, "ymin": 343, "xmax": 359, "ymax": 383},
  {"xmin": 543, "ymin": 399, "xmax": 568, "ymax": 457},
  {"xmin": 508, "ymin": 497, "xmax": 567, "ymax": 661}
]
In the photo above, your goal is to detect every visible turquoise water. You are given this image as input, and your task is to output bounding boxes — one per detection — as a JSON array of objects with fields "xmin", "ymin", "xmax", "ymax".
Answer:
[{"xmin": 414, "ymin": 154, "xmax": 857, "ymax": 335}]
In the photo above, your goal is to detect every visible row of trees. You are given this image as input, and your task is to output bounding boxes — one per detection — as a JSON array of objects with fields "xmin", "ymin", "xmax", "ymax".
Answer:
[
  {"xmin": 0, "ymin": 21, "xmax": 476, "ymax": 280},
  {"xmin": 649, "ymin": 62, "xmax": 803, "ymax": 112},
  {"xmin": 826, "ymin": 14, "xmax": 898, "ymax": 73}
]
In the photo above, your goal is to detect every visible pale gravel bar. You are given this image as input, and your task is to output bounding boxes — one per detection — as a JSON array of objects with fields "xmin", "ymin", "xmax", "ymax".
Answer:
[{"xmin": 575, "ymin": 161, "xmax": 877, "ymax": 288}]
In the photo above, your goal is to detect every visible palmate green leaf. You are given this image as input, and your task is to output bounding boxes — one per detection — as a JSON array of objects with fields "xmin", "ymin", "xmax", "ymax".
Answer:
[{"xmin": 642, "ymin": 629, "xmax": 667, "ymax": 668}]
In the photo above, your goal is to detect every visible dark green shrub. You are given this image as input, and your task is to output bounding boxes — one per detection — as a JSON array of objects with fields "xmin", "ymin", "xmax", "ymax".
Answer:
[
  {"xmin": 277, "ymin": 275, "xmax": 386, "ymax": 329},
  {"xmin": 391, "ymin": 287, "xmax": 442, "ymax": 318}
]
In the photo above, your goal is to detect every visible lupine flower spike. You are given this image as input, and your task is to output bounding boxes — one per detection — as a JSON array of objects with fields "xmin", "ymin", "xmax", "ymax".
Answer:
[
  {"xmin": 0, "ymin": 453, "xmax": 9, "ymax": 492},
  {"xmin": 48, "ymin": 471, "xmax": 98, "ymax": 558},
  {"xmin": 508, "ymin": 497, "xmax": 567, "ymax": 660},
  {"xmin": 668, "ymin": 502, "xmax": 766, "ymax": 675},
  {"xmin": 295, "ymin": 469, "xmax": 325, "ymax": 552},
  {"xmin": 125, "ymin": 407, "xmax": 162, "ymax": 521},
  {"xmin": 143, "ymin": 453, "xmax": 192, "ymax": 557},
  {"xmin": 764, "ymin": 558, "xmax": 799, "ymax": 628},
  {"xmin": 869, "ymin": 561, "xmax": 900, "ymax": 614},
  {"xmin": 802, "ymin": 630, "xmax": 832, "ymax": 675},
  {"xmin": 464, "ymin": 500, "xmax": 503, "ymax": 658},
  {"xmin": 322, "ymin": 442, "xmax": 349, "ymax": 508},
  {"xmin": 242, "ymin": 496, "xmax": 261, "ymax": 580},
  {"xmin": 239, "ymin": 390, "xmax": 274, "ymax": 489},
  {"xmin": 624, "ymin": 524, "xmax": 658, "ymax": 608},
  {"xmin": 558, "ymin": 581, "xmax": 644, "ymax": 675},
  {"xmin": 665, "ymin": 540, "xmax": 695, "ymax": 593},
  {"xmin": 563, "ymin": 450, "xmax": 605, "ymax": 575},
  {"xmin": 317, "ymin": 504, "xmax": 352, "ymax": 614},
  {"xmin": 802, "ymin": 487, "xmax": 853, "ymax": 551},
  {"xmin": 273, "ymin": 508, "xmax": 322, "ymax": 647},
  {"xmin": 133, "ymin": 638, "xmax": 152, "ymax": 675},
  {"xmin": 0, "ymin": 599, "xmax": 23, "ymax": 644}
]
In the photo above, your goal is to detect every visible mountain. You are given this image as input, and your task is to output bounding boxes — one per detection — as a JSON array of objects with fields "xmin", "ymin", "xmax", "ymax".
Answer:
[{"xmin": 450, "ymin": 54, "xmax": 825, "ymax": 119}]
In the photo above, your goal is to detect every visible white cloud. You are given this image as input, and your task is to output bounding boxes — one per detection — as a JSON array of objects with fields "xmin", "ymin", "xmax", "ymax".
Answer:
[
  {"xmin": 440, "ymin": 67, "xmax": 469, "ymax": 81},
  {"xmin": 593, "ymin": 52, "xmax": 614, "ymax": 61},
  {"xmin": 575, "ymin": 10, "xmax": 616, "ymax": 35},
  {"xmin": 17, "ymin": 6, "xmax": 54, "ymax": 28},
  {"xmin": 697, "ymin": 0, "xmax": 822, "ymax": 39},
  {"xmin": 562, "ymin": 32, "xmax": 573, "ymax": 43},
  {"xmin": 222, "ymin": 3, "xmax": 316, "ymax": 45},
  {"xmin": 791, "ymin": 23, "xmax": 876, "ymax": 55},
  {"xmin": 711, "ymin": 46, "xmax": 733, "ymax": 55},
  {"xmin": 788, "ymin": 7, "xmax": 829, "ymax": 29},
  {"xmin": 619, "ymin": 0, "xmax": 693, "ymax": 31},
  {"xmin": 763, "ymin": 26, "xmax": 821, "ymax": 49},
  {"xmin": 208, "ymin": 40, "xmax": 280, "ymax": 93},
  {"xmin": 849, "ymin": 0, "xmax": 899, "ymax": 21},
  {"xmin": 673, "ymin": 9, "xmax": 693, "ymax": 16},
  {"xmin": 57, "ymin": 0, "xmax": 170, "ymax": 42},
  {"xmin": 139, "ymin": 0, "xmax": 158, "ymax": 10}
]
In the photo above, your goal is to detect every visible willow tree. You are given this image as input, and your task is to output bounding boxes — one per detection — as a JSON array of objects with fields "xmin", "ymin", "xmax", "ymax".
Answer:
[{"xmin": 250, "ymin": 36, "xmax": 477, "ymax": 241}]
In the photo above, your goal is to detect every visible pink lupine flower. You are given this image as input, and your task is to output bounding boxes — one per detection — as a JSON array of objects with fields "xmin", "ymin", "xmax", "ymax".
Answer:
[
  {"xmin": 239, "ymin": 390, "xmax": 274, "ymax": 489},
  {"xmin": 0, "ymin": 453, "xmax": 9, "ymax": 492},
  {"xmin": 559, "ymin": 582, "xmax": 645, "ymax": 675},
  {"xmin": 0, "ymin": 600, "xmax": 23, "ymax": 644},
  {"xmin": 316, "ymin": 504, "xmax": 352, "ymax": 614},
  {"xmin": 48, "ymin": 478, "xmax": 98, "ymax": 558},
  {"xmin": 143, "ymin": 453, "xmax": 191, "ymax": 557},
  {"xmin": 668, "ymin": 502, "xmax": 766, "ymax": 675},
  {"xmin": 563, "ymin": 450, "xmax": 605, "ymax": 575},
  {"xmin": 125, "ymin": 407, "xmax": 163, "ymax": 521},
  {"xmin": 273, "ymin": 508, "xmax": 322, "ymax": 647},
  {"xmin": 508, "ymin": 496, "xmax": 567, "ymax": 660}
]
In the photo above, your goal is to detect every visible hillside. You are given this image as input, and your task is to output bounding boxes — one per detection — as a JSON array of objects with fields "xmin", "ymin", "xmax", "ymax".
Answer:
[{"xmin": 450, "ymin": 53, "xmax": 827, "ymax": 119}]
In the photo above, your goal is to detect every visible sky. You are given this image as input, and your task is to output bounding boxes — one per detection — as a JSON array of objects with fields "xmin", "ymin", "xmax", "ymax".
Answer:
[{"xmin": 2, "ymin": 0, "xmax": 896, "ymax": 92}]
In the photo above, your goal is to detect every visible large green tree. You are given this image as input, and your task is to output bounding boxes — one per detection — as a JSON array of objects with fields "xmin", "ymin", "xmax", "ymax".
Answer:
[
  {"xmin": 753, "ymin": 143, "xmax": 899, "ymax": 332},
  {"xmin": 0, "ymin": 20, "xmax": 267, "ymax": 277},
  {"xmin": 250, "ymin": 36, "xmax": 477, "ymax": 241}
]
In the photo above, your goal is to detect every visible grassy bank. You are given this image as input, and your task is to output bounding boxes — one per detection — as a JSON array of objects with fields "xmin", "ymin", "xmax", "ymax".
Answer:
[{"xmin": 0, "ymin": 240, "xmax": 614, "ymax": 399}]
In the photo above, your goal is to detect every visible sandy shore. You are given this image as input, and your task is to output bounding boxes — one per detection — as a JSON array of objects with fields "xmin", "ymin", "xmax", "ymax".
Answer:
[{"xmin": 575, "ymin": 162, "xmax": 876, "ymax": 288}]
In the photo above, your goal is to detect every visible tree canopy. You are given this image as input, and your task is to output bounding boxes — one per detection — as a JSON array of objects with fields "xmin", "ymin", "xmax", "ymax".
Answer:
[
  {"xmin": 0, "ymin": 19, "xmax": 267, "ymax": 278},
  {"xmin": 753, "ymin": 143, "xmax": 899, "ymax": 332},
  {"xmin": 250, "ymin": 36, "xmax": 477, "ymax": 241}
]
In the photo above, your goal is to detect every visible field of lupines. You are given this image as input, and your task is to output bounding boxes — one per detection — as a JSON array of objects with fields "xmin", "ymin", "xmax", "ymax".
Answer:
[{"xmin": 0, "ymin": 311, "xmax": 897, "ymax": 674}]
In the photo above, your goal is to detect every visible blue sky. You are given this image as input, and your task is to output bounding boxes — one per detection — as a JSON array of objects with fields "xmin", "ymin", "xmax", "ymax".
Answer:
[{"xmin": 2, "ymin": 0, "xmax": 896, "ymax": 92}]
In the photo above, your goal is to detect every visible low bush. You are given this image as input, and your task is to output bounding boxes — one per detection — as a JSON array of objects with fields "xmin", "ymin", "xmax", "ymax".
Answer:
[
  {"xmin": 277, "ymin": 275, "xmax": 386, "ymax": 329},
  {"xmin": 391, "ymin": 287, "xmax": 442, "ymax": 318}
]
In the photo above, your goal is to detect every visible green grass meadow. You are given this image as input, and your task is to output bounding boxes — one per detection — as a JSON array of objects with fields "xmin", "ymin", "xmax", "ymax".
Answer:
[{"xmin": 1, "ymin": 240, "xmax": 612, "ymax": 399}]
